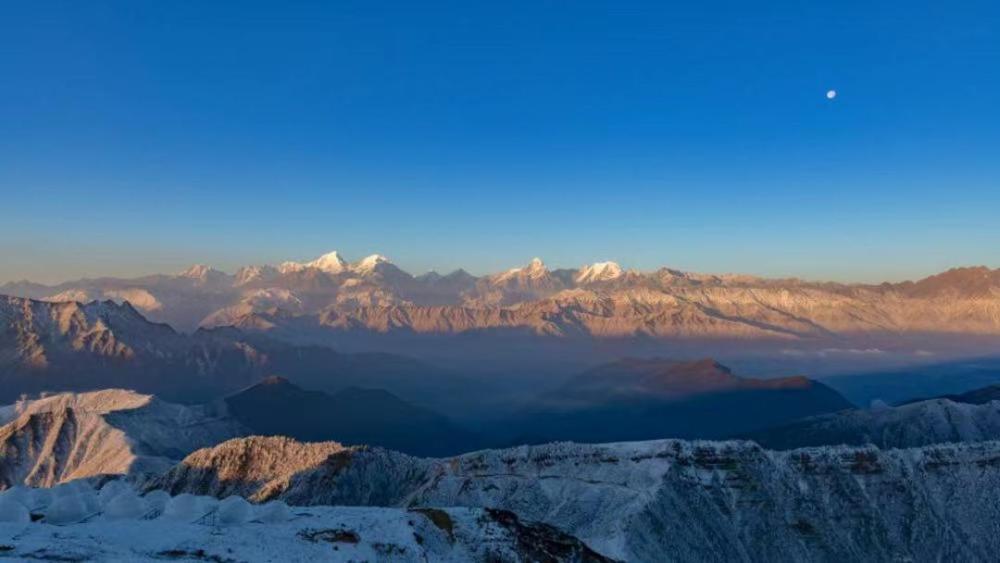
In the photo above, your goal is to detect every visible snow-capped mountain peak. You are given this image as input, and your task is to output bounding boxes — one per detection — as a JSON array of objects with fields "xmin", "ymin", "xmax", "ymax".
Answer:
[
  {"xmin": 306, "ymin": 251, "xmax": 349, "ymax": 274},
  {"xmin": 353, "ymin": 254, "xmax": 391, "ymax": 274},
  {"xmin": 575, "ymin": 261, "xmax": 624, "ymax": 283},
  {"xmin": 179, "ymin": 264, "xmax": 216, "ymax": 279},
  {"xmin": 496, "ymin": 258, "xmax": 549, "ymax": 283},
  {"xmin": 277, "ymin": 251, "xmax": 349, "ymax": 275}
]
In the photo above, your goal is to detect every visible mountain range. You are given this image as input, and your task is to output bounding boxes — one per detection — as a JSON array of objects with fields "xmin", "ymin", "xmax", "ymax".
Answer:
[
  {"xmin": 0, "ymin": 295, "xmax": 486, "ymax": 414},
  {"xmin": 6, "ymin": 255, "xmax": 1000, "ymax": 560},
  {"xmin": 5, "ymin": 253, "xmax": 1000, "ymax": 346},
  {"xmin": 0, "ymin": 293, "xmax": 859, "ymax": 446}
]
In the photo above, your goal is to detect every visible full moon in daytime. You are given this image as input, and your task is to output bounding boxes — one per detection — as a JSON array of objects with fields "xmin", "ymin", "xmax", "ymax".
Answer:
[{"xmin": 826, "ymin": 89, "xmax": 838, "ymax": 99}]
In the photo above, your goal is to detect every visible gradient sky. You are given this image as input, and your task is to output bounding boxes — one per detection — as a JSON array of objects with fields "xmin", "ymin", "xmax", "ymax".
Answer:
[{"xmin": 1, "ymin": 1, "xmax": 998, "ymax": 284}]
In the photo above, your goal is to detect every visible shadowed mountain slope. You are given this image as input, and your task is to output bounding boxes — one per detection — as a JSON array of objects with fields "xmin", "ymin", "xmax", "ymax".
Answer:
[
  {"xmin": 223, "ymin": 377, "xmax": 478, "ymax": 456},
  {"xmin": 504, "ymin": 359, "xmax": 852, "ymax": 444}
]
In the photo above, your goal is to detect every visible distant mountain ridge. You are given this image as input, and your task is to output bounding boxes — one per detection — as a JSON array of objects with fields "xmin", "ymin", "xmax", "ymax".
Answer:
[
  {"xmin": 0, "ymin": 295, "xmax": 479, "ymax": 411},
  {"xmin": 505, "ymin": 358, "xmax": 852, "ymax": 444},
  {"xmin": 223, "ymin": 376, "xmax": 478, "ymax": 456},
  {"xmin": 746, "ymin": 381, "xmax": 1000, "ymax": 450},
  {"xmin": 900, "ymin": 382, "xmax": 1000, "ymax": 405},
  {"xmin": 4, "ymin": 254, "xmax": 1000, "ymax": 343},
  {"xmin": 2, "ymin": 294, "xmax": 863, "ymax": 438},
  {"xmin": 544, "ymin": 358, "xmax": 820, "ymax": 403}
]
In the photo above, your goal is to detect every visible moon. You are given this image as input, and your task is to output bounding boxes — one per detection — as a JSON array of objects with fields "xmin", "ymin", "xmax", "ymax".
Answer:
[{"xmin": 826, "ymin": 90, "xmax": 837, "ymax": 100}]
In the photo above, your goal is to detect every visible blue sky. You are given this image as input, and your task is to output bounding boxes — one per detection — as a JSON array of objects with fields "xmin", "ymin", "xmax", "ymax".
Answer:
[{"xmin": 1, "ymin": 1, "xmax": 998, "ymax": 284}]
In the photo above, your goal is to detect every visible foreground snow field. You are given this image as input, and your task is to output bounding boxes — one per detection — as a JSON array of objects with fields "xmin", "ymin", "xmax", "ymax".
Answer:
[{"xmin": 0, "ymin": 484, "xmax": 608, "ymax": 562}]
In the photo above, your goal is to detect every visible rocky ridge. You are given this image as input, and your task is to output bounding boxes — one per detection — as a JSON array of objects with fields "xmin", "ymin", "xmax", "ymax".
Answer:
[{"xmin": 145, "ymin": 436, "xmax": 1000, "ymax": 562}]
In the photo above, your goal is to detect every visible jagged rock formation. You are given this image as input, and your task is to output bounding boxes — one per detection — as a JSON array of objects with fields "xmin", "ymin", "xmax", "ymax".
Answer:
[
  {"xmin": 140, "ymin": 436, "xmax": 1000, "ymax": 562},
  {"xmin": 0, "ymin": 390, "xmax": 243, "ymax": 488}
]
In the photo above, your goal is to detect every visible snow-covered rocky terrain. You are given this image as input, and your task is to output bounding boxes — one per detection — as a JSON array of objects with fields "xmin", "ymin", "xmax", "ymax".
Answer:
[
  {"xmin": 0, "ymin": 390, "xmax": 243, "ymax": 488},
  {"xmin": 146, "ymin": 436, "xmax": 430, "ymax": 506},
  {"xmin": 0, "ymin": 482, "xmax": 607, "ymax": 562},
  {"xmin": 145, "ymin": 436, "xmax": 1000, "ymax": 562},
  {"xmin": 5, "ymin": 388, "xmax": 1000, "ymax": 560},
  {"xmin": 747, "ymin": 396, "xmax": 1000, "ymax": 449},
  {"xmin": 5, "ymin": 395, "xmax": 1000, "ymax": 560}
]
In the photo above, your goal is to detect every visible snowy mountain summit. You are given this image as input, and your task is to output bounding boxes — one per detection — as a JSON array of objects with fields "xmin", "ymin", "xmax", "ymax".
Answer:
[
  {"xmin": 280, "ymin": 250, "xmax": 350, "ymax": 274},
  {"xmin": 354, "ymin": 253, "xmax": 390, "ymax": 272},
  {"xmin": 307, "ymin": 250, "xmax": 350, "ymax": 274},
  {"xmin": 575, "ymin": 261, "xmax": 624, "ymax": 283}
]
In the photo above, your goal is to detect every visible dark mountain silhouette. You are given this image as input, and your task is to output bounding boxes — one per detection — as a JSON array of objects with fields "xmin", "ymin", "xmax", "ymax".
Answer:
[
  {"xmin": 223, "ymin": 376, "xmax": 478, "ymax": 456},
  {"xmin": 505, "ymin": 358, "xmax": 852, "ymax": 444}
]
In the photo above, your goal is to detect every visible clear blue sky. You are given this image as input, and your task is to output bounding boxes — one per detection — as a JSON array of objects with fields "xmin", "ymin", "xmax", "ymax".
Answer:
[{"xmin": 1, "ymin": 1, "xmax": 998, "ymax": 284}]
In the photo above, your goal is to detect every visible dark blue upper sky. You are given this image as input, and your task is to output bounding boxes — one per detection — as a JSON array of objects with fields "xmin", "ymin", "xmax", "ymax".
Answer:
[{"xmin": 1, "ymin": 1, "xmax": 998, "ymax": 283}]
